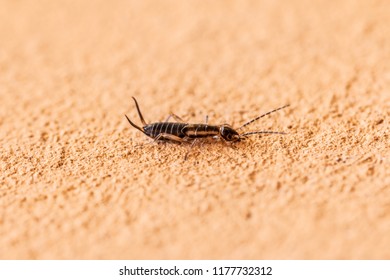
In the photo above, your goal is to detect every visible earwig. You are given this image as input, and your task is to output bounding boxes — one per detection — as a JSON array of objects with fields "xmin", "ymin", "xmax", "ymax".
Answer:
[{"xmin": 125, "ymin": 97, "xmax": 289, "ymax": 144}]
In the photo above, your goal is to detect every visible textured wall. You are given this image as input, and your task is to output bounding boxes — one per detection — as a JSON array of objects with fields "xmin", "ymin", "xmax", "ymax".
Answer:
[{"xmin": 1, "ymin": 0, "xmax": 389, "ymax": 259}]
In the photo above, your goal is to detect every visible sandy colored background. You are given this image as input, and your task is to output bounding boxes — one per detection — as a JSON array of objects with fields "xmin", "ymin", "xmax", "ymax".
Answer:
[{"xmin": 1, "ymin": 0, "xmax": 389, "ymax": 259}]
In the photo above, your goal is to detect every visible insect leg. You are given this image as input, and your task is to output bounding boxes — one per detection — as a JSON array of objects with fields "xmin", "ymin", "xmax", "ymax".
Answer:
[
  {"xmin": 153, "ymin": 133, "xmax": 186, "ymax": 144},
  {"xmin": 184, "ymin": 139, "xmax": 200, "ymax": 160},
  {"xmin": 165, "ymin": 113, "xmax": 186, "ymax": 123}
]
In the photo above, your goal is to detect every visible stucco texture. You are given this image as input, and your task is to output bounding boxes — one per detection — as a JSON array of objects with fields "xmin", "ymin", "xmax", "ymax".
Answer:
[{"xmin": 1, "ymin": 0, "xmax": 389, "ymax": 259}]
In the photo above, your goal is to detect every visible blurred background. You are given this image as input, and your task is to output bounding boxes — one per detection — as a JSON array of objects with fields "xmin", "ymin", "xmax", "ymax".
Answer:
[{"xmin": 1, "ymin": 0, "xmax": 389, "ymax": 259}]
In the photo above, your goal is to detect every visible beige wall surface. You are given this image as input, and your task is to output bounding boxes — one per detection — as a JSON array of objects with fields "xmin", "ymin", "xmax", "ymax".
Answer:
[{"xmin": 1, "ymin": 0, "xmax": 389, "ymax": 259}]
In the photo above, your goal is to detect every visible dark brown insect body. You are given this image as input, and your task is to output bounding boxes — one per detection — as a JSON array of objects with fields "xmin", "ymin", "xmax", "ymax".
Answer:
[{"xmin": 125, "ymin": 97, "xmax": 289, "ymax": 144}]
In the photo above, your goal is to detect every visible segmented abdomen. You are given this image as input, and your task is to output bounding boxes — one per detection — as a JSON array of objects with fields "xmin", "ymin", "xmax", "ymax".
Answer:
[{"xmin": 144, "ymin": 122, "xmax": 187, "ymax": 139}]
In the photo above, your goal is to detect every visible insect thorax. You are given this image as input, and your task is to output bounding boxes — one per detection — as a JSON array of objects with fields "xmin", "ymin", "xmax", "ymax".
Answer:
[{"xmin": 183, "ymin": 124, "xmax": 219, "ymax": 138}]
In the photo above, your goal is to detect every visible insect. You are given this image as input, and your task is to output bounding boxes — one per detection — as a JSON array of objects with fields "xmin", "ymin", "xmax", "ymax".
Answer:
[{"xmin": 125, "ymin": 97, "xmax": 289, "ymax": 144}]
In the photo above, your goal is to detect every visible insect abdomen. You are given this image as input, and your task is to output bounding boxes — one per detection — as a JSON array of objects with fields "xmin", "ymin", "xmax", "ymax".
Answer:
[{"xmin": 144, "ymin": 122, "xmax": 187, "ymax": 138}]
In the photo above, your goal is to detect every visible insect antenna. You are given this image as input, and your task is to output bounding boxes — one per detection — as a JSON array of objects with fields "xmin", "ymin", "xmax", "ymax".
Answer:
[
  {"xmin": 132, "ymin": 96, "xmax": 147, "ymax": 126},
  {"xmin": 240, "ymin": 130, "xmax": 287, "ymax": 138},
  {"xmin": 236, "ymin": 104, "xmax": 290, "ymax": 131}
]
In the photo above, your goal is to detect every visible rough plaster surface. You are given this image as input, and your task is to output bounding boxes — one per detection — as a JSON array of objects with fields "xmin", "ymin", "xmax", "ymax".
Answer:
[{"xmin": 1, "ymin": 0, "xmax": 389, "ymax": 259}]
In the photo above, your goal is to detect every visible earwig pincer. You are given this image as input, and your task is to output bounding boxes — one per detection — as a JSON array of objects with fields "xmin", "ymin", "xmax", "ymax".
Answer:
[{"xmin": 125, "ymin": 97, "xmax": 289, "ymax": 144}]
